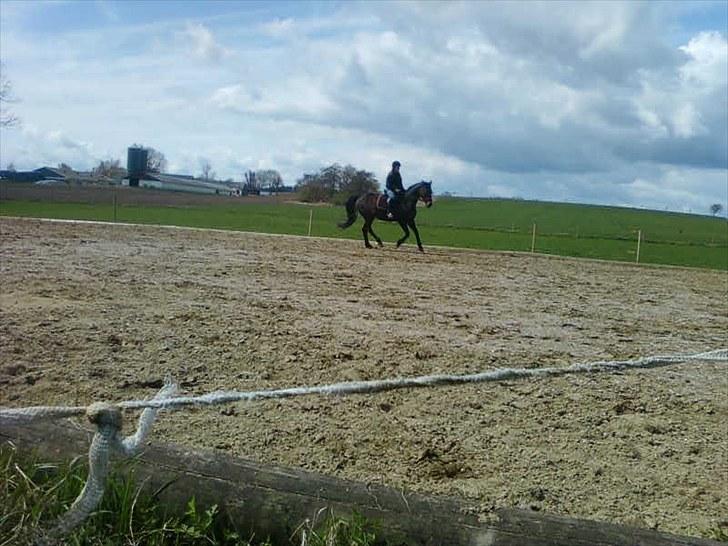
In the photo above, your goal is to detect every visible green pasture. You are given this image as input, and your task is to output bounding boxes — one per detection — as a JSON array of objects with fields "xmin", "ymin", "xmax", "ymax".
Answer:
[{"xmin": 1, "ymin": 196, "xmax": 726, "ymax": 270}]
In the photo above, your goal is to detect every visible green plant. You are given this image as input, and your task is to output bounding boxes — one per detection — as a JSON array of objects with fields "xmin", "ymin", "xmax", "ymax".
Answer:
[
  {"xmin": 0, "ymin": 446, "xmax": 260, "ymax": 545},
  {"xmin": 294, "ymin": 508, "xmax": 379, "ymax": 546},
  {"xmin": 1, "ymin": 446, "xmax": 388, "ymax": 545},
  {"xmin": 708, "ymin": 524, "xmax": 728, "ymax": 543}
]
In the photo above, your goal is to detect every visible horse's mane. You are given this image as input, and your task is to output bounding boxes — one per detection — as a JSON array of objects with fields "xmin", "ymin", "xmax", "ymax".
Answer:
[{"xmin": 406, "ymin": 180, "xmax": 430, "ymax": 193}]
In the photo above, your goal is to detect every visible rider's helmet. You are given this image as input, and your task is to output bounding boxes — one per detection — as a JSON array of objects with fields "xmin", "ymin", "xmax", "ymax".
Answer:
[{"xmin": 392, "ymin": 161, "xmax": 401, "ymax": 168}]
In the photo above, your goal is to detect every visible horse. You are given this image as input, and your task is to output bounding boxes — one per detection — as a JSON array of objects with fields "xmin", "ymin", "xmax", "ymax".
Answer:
[{"xmin": 338, "ymin": 181, "xmax": 433, "ymax": 252}]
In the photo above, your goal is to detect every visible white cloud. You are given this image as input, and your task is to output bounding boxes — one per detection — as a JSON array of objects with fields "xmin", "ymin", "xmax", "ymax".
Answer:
[
  {"xmin": 679, "ymin": 31, "xmax": 728, "ymax": 86},
  {"xmin": 259, "ymin": 17, "xmax": 295, "ymax": 38},
  {"xmin": 671, "ymin": 103, "xmax": 705, "ymax": 138},
  {"xmin": 183, "ymin": 22, "xmax": 228, "ymax": 62},
  {"xmin": 0, "ymin": 1, "xmax": 725, "ymax": 214},
  {"xmin": 621, "ymin": 166, "xmax": 728, "ymax": 213}
]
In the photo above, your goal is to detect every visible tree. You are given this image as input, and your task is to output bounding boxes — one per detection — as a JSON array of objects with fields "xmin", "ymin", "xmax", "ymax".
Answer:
[
  {"xmin": 295, "ymin": 173, "xmax": 329, "ymax": 202},
  {"xmin": 199, "ymin": 160, "xmax": 215, "ymax": 181},
  {"xmin": 243, "ymin": 170, "xmax": 259, "ymax": 194},
  {"xmin": 93, "ymin": 159, "xmax": 126, "ymax": 179},
  {"xmin": 256, "ymin": 169, "xmax": 283, "ymax": 193},
  {"xmin": 710, "ymin": 203, "xmax": 723, "ymax": 216},
  {"xmin": 130, "ymin": 144, "xmax": 167, "ymax": 173},
  {"xmin": 146, "ymin": 148, "xmax": 167, "ymax": 173},
  {"xmin": 296, "ymin": 163, "xmax": 378, "ymax": 203},
  {"xmin": 339, "ymin": 164, "xmax": 378, "ymax": 199},
  {"xmin": 6, "ymin": 162, "xmax": 15, "ymax": 171},
  {"xmin": 57, "ymin": 163, "xmax": 75, "ymax": 175}
]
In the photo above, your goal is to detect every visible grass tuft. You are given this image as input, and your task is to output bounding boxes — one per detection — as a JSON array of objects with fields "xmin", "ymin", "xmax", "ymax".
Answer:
[{"xmin": 0, "ymin": 445, "xmax": 384, "ymax": 545}]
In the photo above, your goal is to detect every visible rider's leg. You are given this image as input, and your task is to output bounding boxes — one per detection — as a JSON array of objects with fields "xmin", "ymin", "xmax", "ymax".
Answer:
[{"xmin": 386, "ymin": 190, "xmax": 395, "ymax": 218}]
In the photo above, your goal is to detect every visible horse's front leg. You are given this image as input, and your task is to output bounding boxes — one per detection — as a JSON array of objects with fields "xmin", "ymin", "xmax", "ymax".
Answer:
[
  {"xmin": 368, "ymin": 221, "xmax": 383, "ymax": 247},
  {"xmin": 362, "ymin": 218, "xmax": 374, "ymax": 248},
  {"xmin": 408, "ymin": 219, "xmax": 425, "ymax": 252},
  {"xmin": 396, "ymin": 220, "xmax": 410, "ymax": 248}
]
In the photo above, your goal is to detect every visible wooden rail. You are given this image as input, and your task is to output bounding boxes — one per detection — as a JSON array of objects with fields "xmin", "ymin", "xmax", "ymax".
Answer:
[{"xmin": 0, "ymin": 421, "xmax": 718, "ymax": 546}]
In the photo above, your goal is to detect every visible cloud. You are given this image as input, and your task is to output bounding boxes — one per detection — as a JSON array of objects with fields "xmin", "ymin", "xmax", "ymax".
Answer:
[
  {"xmin": 259, "ymin": 17, "xmax": 295, "ymax": 39},
  {"xmin": 679, "ymin": 31, "xmax": 728, "ymax": 85},
  {"xmin": 5, "ymin": 125, "xmax": 97, "ymax": 169},
  {"xmin": 183, "ymin": 22, "xmax": 228, "ymax": 62},
  {"xmin": 0, "ymin": 1, "xmax": 725, "ymax": 215},
  {"xmin": 619, "ymin": 166, "xmax": 728, "ymax": 213},
  {"xmin": 198, "ymin": 2, "xmax": 724, "ymax": 177}
]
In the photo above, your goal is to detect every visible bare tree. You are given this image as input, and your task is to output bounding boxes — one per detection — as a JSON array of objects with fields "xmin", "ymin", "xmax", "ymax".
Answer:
[
  {"xmin": 200, "ymin": 160, "xmax": 215, "ymax": 181},
  {"xmin": 57, "ymin": 163, "xmax": 75, "ymax": 175},
  {"xmin": 0, "ymin": 63, "xmax": 19, "ymax": 128},
  {"xmin": 256, "ymin": 169, "xmax": 283, "ymax": 194},
  {"xmin": 146, "ymin": 148, "xmax": 167, "ymax": 173},
  {"xmin": 93, "ymin": 159, "xmax": 126, "ymax": 179},
  {"xmin": 710, "ymin": 203, "xmax": 723, "ymax": 216},
  {"xmin": 130, "ymin": 144, "xmax": 167, "ymax": 173},
  {"xmin": 243, "ymin": 170, "xmax": 258, "ymax": 194}
]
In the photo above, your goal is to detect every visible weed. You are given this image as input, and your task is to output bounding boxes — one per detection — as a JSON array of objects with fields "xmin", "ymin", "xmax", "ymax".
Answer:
[{"xmin": 0, "ymin": 445, "xmax": 384, "ymax": 545}]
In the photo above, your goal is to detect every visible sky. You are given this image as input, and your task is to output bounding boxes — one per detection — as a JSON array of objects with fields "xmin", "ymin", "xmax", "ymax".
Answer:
[{"xmin": 0, "ymin": 0, "xmax": 726, "ymax": 215}]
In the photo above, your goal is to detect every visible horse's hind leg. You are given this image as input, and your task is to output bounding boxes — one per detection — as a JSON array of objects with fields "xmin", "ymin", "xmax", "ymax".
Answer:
[
  {"xmin": 368, "ymin": 223, "xmax": 383, "ymax": 247},
  {"xmin": 362, "ymin": 218, "xmax": 374, "ymax": 248},
  {"xmin": 396, "ymin": 221, "xmax": 410, "ymax": 248}
]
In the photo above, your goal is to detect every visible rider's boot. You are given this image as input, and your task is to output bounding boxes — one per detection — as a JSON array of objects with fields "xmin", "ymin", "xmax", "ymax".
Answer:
[{"xmin": 386, "ymin": 199, "xmax": 396, "ymax": 219}]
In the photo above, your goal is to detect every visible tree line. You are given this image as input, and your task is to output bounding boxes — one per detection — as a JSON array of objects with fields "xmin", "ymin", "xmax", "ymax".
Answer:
[{"xmin": 295, "ymin": 164, "xmax": 378, "ymax": 204}]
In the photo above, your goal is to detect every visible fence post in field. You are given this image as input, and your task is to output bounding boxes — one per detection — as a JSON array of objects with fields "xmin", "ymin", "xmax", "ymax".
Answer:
[
  {"xmin": 635, "ymin": 229, "xmax": 642, "ymax": 263},
  {"xmin": 307, "ymin": 208, "xmax": 313, "ymax": 237},
  {"xmin": 531, "ymin": 223, "xmax": 536, "ymax": 252}
]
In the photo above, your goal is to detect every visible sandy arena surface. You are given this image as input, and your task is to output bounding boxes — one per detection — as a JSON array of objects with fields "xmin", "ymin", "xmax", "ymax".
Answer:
[{"xmin": 1, "ymin": 216, "xmax": 726, "ymax": 538}]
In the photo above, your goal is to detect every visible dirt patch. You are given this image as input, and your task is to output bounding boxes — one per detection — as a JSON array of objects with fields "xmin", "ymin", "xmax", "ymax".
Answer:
[{"xmin": 1, "ymin": 217, "xmax": 726, "ymax": 537}]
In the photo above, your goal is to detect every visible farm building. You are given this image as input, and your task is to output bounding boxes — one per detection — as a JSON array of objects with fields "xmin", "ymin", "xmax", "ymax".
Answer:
[
  {"xmin": 122, "ymin": 173, "xmax": 238, "ymax": 195},
  {"xmin": 124, "ymin": 146, "xmax": 238, "ymax": 195},
  {"xmin": 0, "ymin": 166, "xmax": 66, "ymax": 183}
]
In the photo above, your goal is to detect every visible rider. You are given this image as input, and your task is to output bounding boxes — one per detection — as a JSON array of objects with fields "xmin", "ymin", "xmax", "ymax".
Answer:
[{"xmin": 385, "ymin": 160, "xmax": 404, "ymax": 219}]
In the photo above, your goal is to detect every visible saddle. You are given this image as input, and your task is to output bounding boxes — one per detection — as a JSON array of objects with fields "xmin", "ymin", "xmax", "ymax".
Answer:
[{"xmin": 376, "ymin": 194, "xmax": 389, "ymax": 211}]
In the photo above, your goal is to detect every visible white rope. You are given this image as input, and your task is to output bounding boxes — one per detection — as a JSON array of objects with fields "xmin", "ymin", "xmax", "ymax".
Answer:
[
  {"xmin": 118, "ymin": 348, "xmax": 728, "ymax": 412},
  {"xmin": 0, "ymin": 348, "xmax": 725, "ymax": 540},
  {"xmin": 36, "ymin": 381, "xmax": 177, "ymax": 541},
  {"xmin": 119, "ymin": 380, "xmax": 177, "ymax": 456},
  {"xmin": 0, "ymin": 405, "xmax": 87, "ymax": 422}
]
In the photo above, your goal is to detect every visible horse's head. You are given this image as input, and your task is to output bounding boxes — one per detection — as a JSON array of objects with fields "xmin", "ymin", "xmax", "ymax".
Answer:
[{"xmin": 418, "ymin": 180, "xmax": 433, "ymax": 208}]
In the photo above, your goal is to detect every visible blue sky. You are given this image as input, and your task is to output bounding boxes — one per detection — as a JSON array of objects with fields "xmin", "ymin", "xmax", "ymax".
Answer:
[{"xmin": 1, "ymin": 0, "xmax": 726, "ymax": 214}]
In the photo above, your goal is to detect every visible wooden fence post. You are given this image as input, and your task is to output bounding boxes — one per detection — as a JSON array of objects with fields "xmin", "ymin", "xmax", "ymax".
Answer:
[{"xmin": 636, "ymin": 229, "xmax": 641, "ymax": 263}]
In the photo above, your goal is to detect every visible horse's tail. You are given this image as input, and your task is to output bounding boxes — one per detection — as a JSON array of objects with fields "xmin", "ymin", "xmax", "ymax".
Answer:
[{"xmin": 337, "ymin": 195, "xmax": 359, "ymax": 229}]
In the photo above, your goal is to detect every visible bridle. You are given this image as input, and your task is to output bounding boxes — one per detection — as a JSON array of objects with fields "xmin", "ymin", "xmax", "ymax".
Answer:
[{"xmin": 418, "ymin": 184, "xmax": 433, "ymax": 207}]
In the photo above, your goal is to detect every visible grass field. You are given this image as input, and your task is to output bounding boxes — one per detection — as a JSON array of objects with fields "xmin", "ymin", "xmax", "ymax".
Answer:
[{"xmin": 1, "ymin": 192, "xmax": 726, "ymax": 270}]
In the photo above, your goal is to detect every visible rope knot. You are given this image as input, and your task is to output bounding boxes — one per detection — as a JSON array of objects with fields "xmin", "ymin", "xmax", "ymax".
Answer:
[{"xmin": 85, "ymin": 402, "xmax": 122, "ymax": 429}]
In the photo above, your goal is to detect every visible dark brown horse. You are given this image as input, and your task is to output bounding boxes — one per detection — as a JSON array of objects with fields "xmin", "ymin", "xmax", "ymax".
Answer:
[{"xmin": 338, "ymin": 181, "xmax": 433, "ymax": 252}]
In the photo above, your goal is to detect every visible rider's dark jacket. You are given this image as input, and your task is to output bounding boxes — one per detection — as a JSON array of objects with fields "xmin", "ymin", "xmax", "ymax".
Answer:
[{"xmin": 386, "ymin": 170, "xmax": 404, "ymax": 194}]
